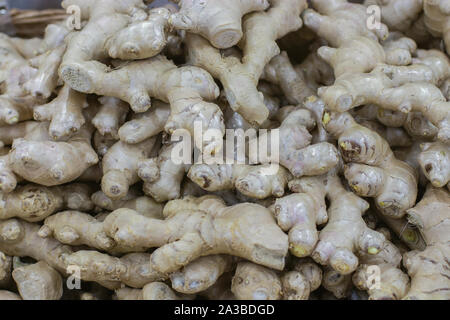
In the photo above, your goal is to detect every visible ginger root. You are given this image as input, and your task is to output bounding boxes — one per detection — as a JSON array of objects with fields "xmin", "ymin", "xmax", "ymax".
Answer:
[
  {"xmin": 185, "ymin": 0, "xmax": 306, "ymax": 125},
  {"xmin": 364, "ymin": 0, "xmax": 423, "ymax": 33},
  {"xmin": 290, "ymin": 169, "xmax": 387, "ymax": 275},
  {"xmin": 101, "ymin": 137, "xmax": 157, "ymax": 200},
  {"xmin": 418, "ymin": 141, "xmax": 450, "ymax": 188},
  {"xmin": 92, "ymin": 97, "xmax": 129, "ymax": 140},
  {"xmin": 0, "ymin": 290, "xmax": 21, "ymax": 300},
  {"xmin": 61, "ymin": 196, "xmax": 288, "ymax": 287},
  {"xmin": 118, "ymin": 100, "xmax": 169, "ymax": 144},
  {"xmin": 0, "ymin": 252, "xmax": 12, "ymax": 289},
  {"xmin": 352, "ymin": 241, "xmax": 410, "ymax": 300},
  {"xmin": 319, "ymin": 70, "xmax": 450, "ymax": 143},
  {"xmin": 271, "ymin": 190, "xmax": 327, "ymax": 258},
  {"xmin": 138, "ymin": 142, "xmax": 188, "ymax": 202},
  {"xmin": 2, "ymin": 0, "xmax": 450, "ymax": 302},
  {"xmin": 8, "ymin": 121, "xmax": 98, "ymax": 187},
  {"xmin": 423, "ymin": 0, "xmax": 450, "ymax": 54},
  {"xmin": 170, "ymin": 0, "xmax": 270, "ymax": 49},
  {"xmin": 170, "ymin": 255, "xmax": 233, "ymax": 294},
  {"xmin": 33, "ymin": 85, "xmax": 88, "ymax": 140},
  {"xmin": 188, "ymin": 163, "xmax": 291, "ymax": 199},
  {"xmin": 12, "ymin": 261, "xmax": 63, "ymax": 300},
  {"xmin": 231, "ymin": 258, "xmax": 322, "ymax": 300},
  {"xmin": 403, "ymin": 185, "xmax": 450, "ymax": 300},
  {"xmin": 323, "ymin": 111, "xmax": 418, "ymax": 218}
]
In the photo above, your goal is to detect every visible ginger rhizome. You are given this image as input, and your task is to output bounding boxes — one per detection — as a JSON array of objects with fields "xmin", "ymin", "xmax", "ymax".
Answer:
[
  {"xmin": 0, "ymin": 219, "xmax": 72, "ymax": 273},
  {"xmin": 2, "ymin": 0, "xmax": 450, "ymax": 301},
  {"xmin": 0, "ymin": 183, "xmax": 94, "ymax": 222},
  {"xmin": 63, "ymin": 54, "xmax": 224, "ymax": 154},
  {"xmin": 138, "ymin": 142, "xmax": 188, "ymax": 202},
  {"xmin": 258, "ymin": 106, "xmax": 339, "ymax": 176},
  {"xmin": 318, "ymin": 59, "xmax": 450, "ymax": 143},
  {"xmin": 231, "ymin": 258, "xmax": 322, "ymax": 300},
  {"xmin": 106, "ymin": 7, "xmax": 173, "ymax": 60},
  {"xmin": 323, "ymin": 111, "xmax": 418, "ymax": 218},
  {"xmin": 418, "ymin": 141, "xmax": 450, "ymax": 189},
  {"xmin": 289, "ymin": 169, "xmax": 388, "ymax": 275},
  {"xmin": 188, "ymin": 163, "xmax": 291, "ymax": 199},
  {"xmin": 185, "ymin": 0, "xmax": 306, "ymax": 125},
  {"xmin": 0, "ymin": 34, "xmax": 42, "ymax": 125},
  {"xmin": 271, "ymin": 189, "xmax": 327, "ymax": 258},
  {"xmin": 188, "ymin": 106, "xmax": 339, "ymax": 197},
  {"xmin": 101, "ymin": 137, "xmax": 157, "ymax": 200},
  {"xmin": 364, "ymin": 0, "xmax": 423, "ymax": 34},
  {"xmin": 304, "ymin": 0, "xmax": 450, "ymax": 142},
  {"xmin": 92, "ymin": 97, "xmax": 129, "ymax": 140},
  {"xmin": 38, "ymin": 211, "xmax": 116, "ymax": 252},
  {"xmin": 170, "ymin": 255, "xmax": 234, "ymax": 294},
  {"xmin": 33, "ymin": 85, "xmax": 88, "ymax": 140},
  {"xmin": 352, "ymin": 240, "xmax": 410, "ymax": 300},
  {"xmin": 12, "ymin": 261, "xmax": 63, "ymax": 300},
  {"xmin": 423, "ymin": 0, "xmax": 450, "ymax": 54},
  {"xmin": 60, "ymin": 196, "xmax": 288, "ymax": 287},
  {"xmin": 9, "ymin": 121, "xmax": 98, "ymax": 186},
  {"xmin": 118, "ymin": 100, "xmax": 169, "ymax": 144},
  {"xmin": 403, "ymin": 185, "xmax": 450, "ymax": 300},
  {"xmin": 170, "ymin": 0, "xmax": 270, "ymax": 49}
]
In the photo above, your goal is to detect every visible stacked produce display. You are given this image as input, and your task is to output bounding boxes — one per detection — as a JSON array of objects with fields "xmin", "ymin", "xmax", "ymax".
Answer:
[{"xmin": 0, "ymin": 0, "xmax": 448, "ymax": 300}]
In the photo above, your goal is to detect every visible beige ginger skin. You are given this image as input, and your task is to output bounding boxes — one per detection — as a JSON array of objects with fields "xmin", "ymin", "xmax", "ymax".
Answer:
[
  {"xmin": 91, "ymin": 189, "xmax": 163, "ymax": 218},
  {"xmin": 188, "ymin": 107, "xmax": 338, "ymax": 196},
  {"xmin": 169, "ymin": 0, "xmax": 270, "ymax": 49},
  {"xmin": 118, "ymin": 100, "xmax": 170, "ymax": 144},
  {"xmin": 0, "ymin": 34, "xmax": 42, "ymax": 126},
  {"xmin": 271, "ymin": 185, "xmax": 328, "ymax": 258},
  {"xmin": 2, "ymin": 0, "xmax": 450, "ymax": 301},
  {"xmin": 0, "ymin": 183, "xmax": 94, "ymax": 222},
  {"xmin": 352, "ymin": 240, "xmax": 410, "ymax": 300},
  {"xmin": 60, "ymin": 196, "xmax": 288, "ymax": 287},
  {"xmin": 101, "ymin": 137, "xmax": 157, "ymax": 200},
  {"xmin": 170, "ymin": 255, "xmax": 233, "ymax": 294},
  {"xmin": 403, "ymin": 185, "xmax": 450, "ymax": 300},
  {"xmin": 12, "ymin": 261, "xmax": 63, "ymax": 300},
  {"xmin": 304, "ymin": 0, "xmax": 450, "ymax": 142},
  {"xmin": 106, "ymin": 7, "xmax": 174, "ymax": 60},
  {"xmin": 323, "ymin": 111, "xmax": 418, "ymax": 218},
  {"xmin": 63, "ymin": 54, "xmax": 224, "ymax": 154},
  {"xmin": 418, "ymin": 141, "xmax": 450, "ymax": 189},
  {"xmin": 289, "ymin": 169, "xmax": 387, "ymax": 275},
  {"xmin": 37, "ymin": 195, "xmax": 163, "ymax": 254},
  {"xmin": 33, "ymin": 84, "xmax": 88, "ymax": 140},
  {"xmin": 303, "ymin": 0, "xmax": 388, "ymax": 79},
  {"xmin": 185, "ymin": 0, "xmax": 306, "ymax": 125},
  {"xmin": 9, "ymin": 122, "xmax": 98, "ymax": 186},
  {"xmin": 188, "ymin": 163, "xmax": 292, "ymax": 199},
  {"xmin": 231, "ymin": 258, "xmax": 322, "ymax": 300},
  {"xmin": 423, "ymin": 0, "xmax": 450, "ymax": 54},
  {"xmin": 114, "ymin": 282, "xmax": 187, "ymax": 300},
  {"xmin": 364, "ymin": 0, "xmax": 423, "ymax": 33},
  {"xmin": 318, "ymin": 68, "xmax": 450, "ymax": 143},
  {"xmin": 138, "ymin": 142, "xmax": 188, "ymax": 202},
  {"xmin": 256, "ymin": 107, "xmax": 339, "ymax": 177},
  {"xmin": 92, "ymin": 97, "xmax": 129, "ymax": 140}
]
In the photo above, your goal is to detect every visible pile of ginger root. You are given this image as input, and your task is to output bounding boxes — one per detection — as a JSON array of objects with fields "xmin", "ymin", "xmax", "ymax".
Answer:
[{"xmin": 0, "ymin": 0, "xmax": 449, "ymax": 301}]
